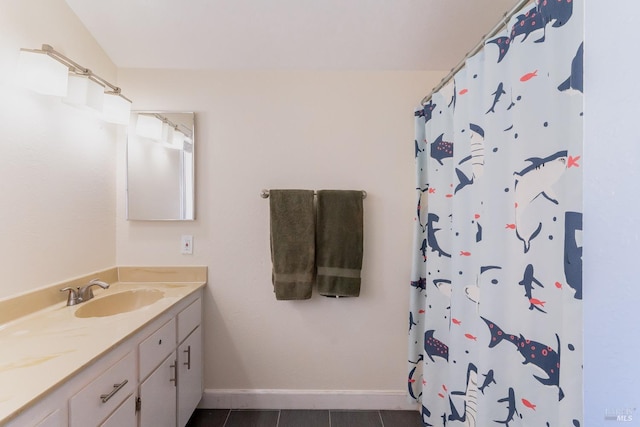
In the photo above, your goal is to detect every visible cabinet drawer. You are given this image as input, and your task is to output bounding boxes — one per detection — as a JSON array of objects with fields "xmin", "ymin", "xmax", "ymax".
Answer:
[
  {"xmin": 69, "ymin": 351, "xmax": 135, "ymax": 427},
  {"xmin": 101, "ymin": 393, "xmax": 136, "ymax": 427},
  {"xmin": 139, "ymin": 317, "xmax": 176, "ymax": 379},
  {"xmin": 177, "ymin": 298, "xmax": 201, "ymax": 343}
]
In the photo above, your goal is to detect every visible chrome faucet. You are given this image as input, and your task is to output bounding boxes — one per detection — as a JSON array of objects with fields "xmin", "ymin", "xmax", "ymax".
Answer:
[
  {"xmin": 60, "ymin": 279, "xmax": 110, "ymax": 306},
  {"xmin": 79, "ymin": 279, "xmax": 110, "ymax": 302}
]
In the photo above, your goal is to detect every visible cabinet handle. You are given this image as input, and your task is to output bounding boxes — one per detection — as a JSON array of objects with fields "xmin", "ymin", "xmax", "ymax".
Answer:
[
  {"xmin": 170, "ymin": 361, "xmax": 177, "ymax": 386},
  {"xmin": 100, "ymin": 379, "xmax": 128, "ymax": 403},
  {"xmin": 184, "ymin": 345, "xmax": 191, "ymax": 370}
]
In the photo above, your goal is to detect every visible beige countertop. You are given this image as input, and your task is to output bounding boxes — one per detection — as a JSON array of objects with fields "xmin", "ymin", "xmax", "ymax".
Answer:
[{"xmin": 0, "ymin": 266, "xmax": 206, "ymax": 425}]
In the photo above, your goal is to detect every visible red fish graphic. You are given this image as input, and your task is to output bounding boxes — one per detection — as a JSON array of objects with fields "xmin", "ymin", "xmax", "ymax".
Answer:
[
  {"xmin": 465, "ymin": 333, "xmax": 477, "ymax": 341},
  {"xmin": 460, "ymin": 251, "xmax": 471, "ymax": 256},
  {"xmin": 428, "ymin": 188, "xmax": 436, "ymax": 194},
  {"xmin": 522, "ymin": 398, "xmax": 536, "ymax": 410},
  {"xmin": 474, "ymin": 214, "xmax": 481, "ymax": 219},
  {"xmin": 529, "ymin": 298, "xmax": 546, "ymax": 307},
  {"xmin": 419, "ymin": 309, "xmax": 426, "ymax": 314},
  {"xmin": 520, "ymin": 70, "xmax": 538, "ymax": 81},
  {"xmin": 506, "ymin": 223, "xmax": 516, "ymax": 230},
  {"xmin": 452, "ymin": 318, "xmax": 462, "ymax": 325},
  {"xmin": 445, "ymin": 194, "xmax": 453, "ymax": 198},
  {"xmin": 459, "ymin": 89, "xmax": 468, "ymax": 95}
]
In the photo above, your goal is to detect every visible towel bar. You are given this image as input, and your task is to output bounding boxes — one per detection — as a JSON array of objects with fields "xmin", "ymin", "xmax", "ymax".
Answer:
[{"xmin": 260, "ymin": 189, "xmax": 367, "ymax": 199}]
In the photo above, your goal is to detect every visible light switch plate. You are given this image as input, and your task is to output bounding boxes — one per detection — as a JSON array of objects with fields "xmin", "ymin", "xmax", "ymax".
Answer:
[{"xmin": 181, "ymin": 235, "xmax": 193, "ymax": 254}]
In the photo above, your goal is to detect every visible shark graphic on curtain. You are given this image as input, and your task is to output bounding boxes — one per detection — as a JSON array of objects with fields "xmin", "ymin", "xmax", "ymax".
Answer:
[{"xmin": 409, "ymin": 1, "xmax": 583, "ymax": 426}]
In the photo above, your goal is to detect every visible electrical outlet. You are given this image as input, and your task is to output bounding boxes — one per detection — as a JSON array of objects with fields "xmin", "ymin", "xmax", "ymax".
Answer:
[{"xmin": 181, "ymin": 235, "xmax": 193, "ymax": 255}]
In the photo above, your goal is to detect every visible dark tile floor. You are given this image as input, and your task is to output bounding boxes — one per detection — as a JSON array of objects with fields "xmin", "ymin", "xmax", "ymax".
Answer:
[{"xmin": 186, "ymin": 409, "xmax": 422, "ymax": 427}]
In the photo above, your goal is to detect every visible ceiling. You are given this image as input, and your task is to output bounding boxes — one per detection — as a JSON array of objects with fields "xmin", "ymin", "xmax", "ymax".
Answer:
[{"xmin": 64, "ymin": 0, "xmax": 520, "ymax": 71}]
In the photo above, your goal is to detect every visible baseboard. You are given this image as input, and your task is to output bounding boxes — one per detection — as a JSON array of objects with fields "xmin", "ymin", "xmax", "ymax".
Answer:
[{"xmin": 199, "ymin": 389, "xmax": 419, "ymax": 410}]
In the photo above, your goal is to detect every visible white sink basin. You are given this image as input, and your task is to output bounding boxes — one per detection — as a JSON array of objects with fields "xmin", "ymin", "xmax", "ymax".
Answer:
[{"xmin": 74, "ymin": 289, "xmax": 164, "ymax": 318}]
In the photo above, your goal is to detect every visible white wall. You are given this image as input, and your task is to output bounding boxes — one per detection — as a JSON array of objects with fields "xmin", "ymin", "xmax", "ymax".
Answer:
[
  {"xmin": 584, "ymin": 1, "xmax": 640, "ymax": 425},
  {"xmin": 116, "ymin": 69, "xmax": 441, "ymax": 392},
  {"xmin": 0, "ymin": 0, "xmax": 117, "ymax": 299}
]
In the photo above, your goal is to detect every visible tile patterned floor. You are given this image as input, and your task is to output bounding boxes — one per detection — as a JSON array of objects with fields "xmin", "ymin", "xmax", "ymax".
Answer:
[{"xmin": 186, "ymin": 409, "xmax": 422, "ymax": 427}]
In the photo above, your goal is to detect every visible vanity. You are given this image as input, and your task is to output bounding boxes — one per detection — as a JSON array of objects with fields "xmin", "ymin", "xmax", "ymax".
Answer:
[{"xmin": 0, "ymin": 266, "xmax": 206, "ymax": 427}]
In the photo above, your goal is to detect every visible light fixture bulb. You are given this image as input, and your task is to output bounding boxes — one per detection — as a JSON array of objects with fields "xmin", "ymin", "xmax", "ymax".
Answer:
[
  {"xmin": 63, "ymin": 74, "xmax": 104, "ymax": 112},
  {"xmin": 17, "ymin": 49, "xmax": 69, "ymax": 96},
  {"xmin": 135, "ymin": 114, "xmax": 163, "ymax": 140},
  {"xmin": 172, "ymin": 130, "xmax": 186, "ymax": 149},
  {"xmin": 103, "ymin": 92, "xmax": 132, "ymax": 125},
  {"xmin": 161, "ymin": 122, "xmax": 175, "ymax": 145}
]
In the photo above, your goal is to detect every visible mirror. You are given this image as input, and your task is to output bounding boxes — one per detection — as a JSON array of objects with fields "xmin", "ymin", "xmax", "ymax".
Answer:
[{"xmin": 126, "ymin": 111, "xmax": 195, "ymax": 220}]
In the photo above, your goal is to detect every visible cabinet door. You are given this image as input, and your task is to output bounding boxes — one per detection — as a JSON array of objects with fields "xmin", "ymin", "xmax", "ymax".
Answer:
[
  {"xmin": 139, "ymin": 354, "xmax": 177, "ymax": 427},
  {"xmin": 101, "ymin": 394, "xmax": 136, "ymax": 427},
  {"xmin": 177, "ymin": 326, "xmax": 203, "ymax": 427},
  {"xmin": 34, "ymin": 409, "xmax": 64, "ymax": 427}
]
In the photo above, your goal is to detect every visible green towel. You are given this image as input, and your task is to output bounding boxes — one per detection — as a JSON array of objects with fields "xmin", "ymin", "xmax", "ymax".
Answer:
[
  {"xmin": 316, "ymin": 190, "xmax": 364, "ymax": 297},
  {"xmin": 269, "ymin": 190, "xmax": 315, "ymax": 300}
]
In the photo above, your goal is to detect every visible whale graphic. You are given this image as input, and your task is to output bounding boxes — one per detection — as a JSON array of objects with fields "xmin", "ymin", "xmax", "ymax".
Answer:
[
  {"xmin": 513, "ymin": 150, "xmax": 568, "ymax": 252},
  {"xmin": 420, "ymin": 239, "xmax": 428, "ymax": 260},
  {"xmin": 427, "ymin": 213, "xmax": 451, "ymax": 258},
  {"xmin": 421, "ymin": 405, "xmax": 434, "ymax": 427},
  {"xmin": 424, "ymin": 330, "xmax": 449, "ymax": 362},
  {"xmin": 489, "ymin": 1, "xmax": 574, "ymax": 62},
  {"xmin": 518, "ymin": 264, "xmax": 546, "ymax": 313},
  {"xmin": 422, "ymin": 100, "xmax": 437, "ymax": 125},
  {"xmin": 510, "ymin": 9, "xmax": 545, "ymax": 43},
  {"xmin": 478, "ymin": 369, "xmax": 496, "ymax": 394},
  {"xmin": 558, "ymin": 42, "xmax": 583, "ymax": 94},
  {"xmin": 448, "ymin": 363, "xmax": 479, "ymax": 426},
  {"xmin": 430, "ymin": 134, "xmax": 454, "ymax": 165},
  {"xmin": 481, "ymin": 317, "xmax": 564, "ymax": 400},
  {"xmin": 434, "ymin": 279, "xmax": 452, "ymax": 297},
  {"xmin": 411, "ymin": 277, "xmax": 426, "ymax": 291},
  {"xmin": 536, "ymin": 0, "xmax": 574, "ymax": 43},
  {"xmin": 455, "ymin": 168, "xmax": 474, "ymax": 194},
  {"xmin": 417, "ymin": 188, "xmax": 429, "ymax": 231},
  {"xmin": 409, "ymin": 311, "xmax": 418, "ymax": 333},
  {"xmin": 495, "ymin": 387, "xmax": 520, "ymax": 426},
  {"xmin": 564, "ymin": 211, "xmax": 583, "ymax": 299},
  {"xmin": 486, "ymin": 82, "xmax": 506, "ymax": 114},
  {"xmin": 414, "ymin": 139, "xmax": 423, "ymax": 158},
  {"xmin": 487, "ymin": 36, "xmax": 510, "ymax": 63},
  {"xmin": 469, "ymin": 124, "xmax": 485, "ymax": 179}
]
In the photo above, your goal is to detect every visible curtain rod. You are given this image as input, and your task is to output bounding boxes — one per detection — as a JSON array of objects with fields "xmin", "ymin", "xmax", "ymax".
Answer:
[
  {"xmin": 260, "ymin": 189, "xmax": 367, "ymax": 199},
  {"xmin": 420, "ymin": 0, "xmax": 533, "ymax": 106}
]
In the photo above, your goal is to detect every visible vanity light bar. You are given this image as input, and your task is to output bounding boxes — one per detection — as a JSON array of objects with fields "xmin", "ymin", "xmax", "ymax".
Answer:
[
  {"xmin": 19, "ymin": 44, "xmax": 132, "ymax": 124},
  {"xmin": 20, "ymin": 44, "xmax": 131, "ymax": 103}
]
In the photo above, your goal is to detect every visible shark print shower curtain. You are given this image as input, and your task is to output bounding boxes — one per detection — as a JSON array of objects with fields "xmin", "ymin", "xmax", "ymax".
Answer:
[{"xmin": 408, "ymin": 1, "xmax": 583, "ymax": 426}]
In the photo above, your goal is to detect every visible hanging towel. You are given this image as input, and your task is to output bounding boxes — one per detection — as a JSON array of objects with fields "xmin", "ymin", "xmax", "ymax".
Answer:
[
  {"xmin": 316, "ymin": 190, "xmax": 364, "ymax": 297},
  {"xmin": 269, "ymin": 189, "xmax": 315, "ymax": 300}
]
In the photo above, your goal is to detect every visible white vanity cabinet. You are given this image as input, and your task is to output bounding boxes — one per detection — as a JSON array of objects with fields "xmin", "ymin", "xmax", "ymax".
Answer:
[
  {"xmin": 138, "ymin": 297, "xmax": 203, "ymax": 427},
  {"xmin": 4, "ymin": 289, "xmax": 204, "ymax": 427}
]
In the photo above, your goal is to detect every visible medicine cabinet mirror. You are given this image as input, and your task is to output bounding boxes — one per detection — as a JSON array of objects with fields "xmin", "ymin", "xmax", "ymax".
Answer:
[{"xmin": 126, "ymin": 111, "xmax": 195, "ymax": 220}]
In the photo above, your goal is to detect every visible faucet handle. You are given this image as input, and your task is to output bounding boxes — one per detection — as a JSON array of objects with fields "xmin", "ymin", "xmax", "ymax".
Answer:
[{"xmin": 60, "ymin": 287, "xmax": 79, "ymax": 306}]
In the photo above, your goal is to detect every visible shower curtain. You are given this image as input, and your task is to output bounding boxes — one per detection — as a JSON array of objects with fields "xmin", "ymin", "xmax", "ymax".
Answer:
[{"xmin": 408, "ymin": 1, "xmax": 583, "ymax": 426}]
